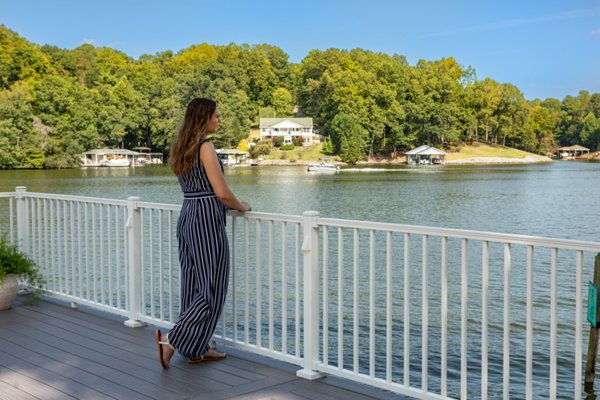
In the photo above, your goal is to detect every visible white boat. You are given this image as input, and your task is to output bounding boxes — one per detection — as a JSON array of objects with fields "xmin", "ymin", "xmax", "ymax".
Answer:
[
  {"xmin": 307, "ymin": 159, "xmax": 340, "ymax": 174},
  {"xmin": 101, "ymin": 158, "xmax": 131, "ymax": 167}
]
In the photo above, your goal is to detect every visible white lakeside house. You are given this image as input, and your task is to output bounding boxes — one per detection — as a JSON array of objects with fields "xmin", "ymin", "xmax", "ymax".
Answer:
[{"xmin": 259, "ymin": 117, "xmax": 317, "ymax": 145}]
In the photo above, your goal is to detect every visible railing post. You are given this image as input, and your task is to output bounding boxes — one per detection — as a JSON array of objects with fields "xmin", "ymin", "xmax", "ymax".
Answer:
[
  {"xmin": 297, "ymin": 210, "xmax": 325, "ymax": 380},
  {"xmin": 124, "ymin": 196, "xmax": 146, "ymax": 328},
  {"xmin": 15, "ymin": 186, "xmax": 28, "ymax": 250}
]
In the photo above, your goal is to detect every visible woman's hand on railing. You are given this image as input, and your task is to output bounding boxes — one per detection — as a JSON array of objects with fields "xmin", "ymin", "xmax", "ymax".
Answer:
[{"xmin": 240, "ymin": 201, "xmax": 252, "ymax": 212}]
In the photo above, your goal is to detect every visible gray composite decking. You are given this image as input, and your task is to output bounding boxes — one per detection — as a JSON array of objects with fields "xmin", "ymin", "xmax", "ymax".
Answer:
[{"xmin": 0, "ymin": 295, "xmax": 410, "ymax": 400}]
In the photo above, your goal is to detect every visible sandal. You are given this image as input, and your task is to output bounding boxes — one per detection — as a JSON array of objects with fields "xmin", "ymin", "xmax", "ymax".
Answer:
[
  {"xmin": 188, "ymin": 349, "xmax": 227, "ymax": 363},
  {"xmin": 154, "ymin": 329, "xmax": 174, "ymax": 369}
]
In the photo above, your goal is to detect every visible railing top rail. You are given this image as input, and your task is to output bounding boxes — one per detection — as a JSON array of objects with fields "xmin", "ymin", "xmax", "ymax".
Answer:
[
  {"xmin": 19, "ymin": 191, "xmax": 128, "ymax": 207},
  {"xmin": 318, "ymin": 216, "xmax": 600, "ymax": 252},
  {"xmin": 0, "ymin": 192, "xmax": 16, "ymax": 198},
  {"xmin": 137, "ymin": 201, "xmax": 181, "ymax": 212},
  {"xmin": 228, "ymin": 210, "xmax": 303, "ymax": 223}
]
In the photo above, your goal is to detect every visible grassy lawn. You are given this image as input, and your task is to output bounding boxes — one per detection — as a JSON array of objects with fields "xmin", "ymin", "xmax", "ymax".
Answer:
[
  {"xmin": 263, "ymin": 143, "xmax": 336, "ymax": 162},
  {"xmin": 444, "ymin": 143, "xmax": 537, "ymax": 160}
]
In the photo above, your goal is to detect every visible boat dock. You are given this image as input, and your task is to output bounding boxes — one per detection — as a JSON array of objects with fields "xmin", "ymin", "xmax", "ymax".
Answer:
[
  {"xmin": 1, "ymin": 295, "xmax": 406, "ymax": 400},
  {"xmin": 80, "ymin": 149, "xmax": 164, "ymax": 167}
]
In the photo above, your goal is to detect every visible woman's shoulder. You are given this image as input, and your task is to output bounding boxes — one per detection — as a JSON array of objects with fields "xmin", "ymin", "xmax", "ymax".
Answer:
[{"xmin": 199, "ymin": 139, "xmax": 216, "ymax": 153}]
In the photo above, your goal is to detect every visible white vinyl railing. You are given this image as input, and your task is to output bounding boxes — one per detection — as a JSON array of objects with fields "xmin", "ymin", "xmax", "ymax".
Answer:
[{"xmin": 1, "ymin": 186, "xmax": 600, "ymax": 400}]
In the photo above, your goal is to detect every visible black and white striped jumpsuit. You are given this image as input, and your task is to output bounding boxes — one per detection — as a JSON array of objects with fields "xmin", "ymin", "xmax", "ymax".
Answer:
[{"xmin": 167, "ymin": 139, "xmax": 229, "ymax": 358}]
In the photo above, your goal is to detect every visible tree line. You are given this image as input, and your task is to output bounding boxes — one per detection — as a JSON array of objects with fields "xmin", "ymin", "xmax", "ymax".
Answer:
[{"xmin": 1, "ymin": 25, "xmax": 599, "ymax": 168}]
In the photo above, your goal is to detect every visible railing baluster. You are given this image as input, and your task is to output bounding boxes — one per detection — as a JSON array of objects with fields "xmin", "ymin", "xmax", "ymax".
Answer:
[
  {"xmin": 116, "ymin": 206, "xmax": 121, "ymax": 308},
  {"xmin": 244, "ymin": 216, "xmax": 250, "ymax": 344},
  {"xmin": 148, "ymin": 208, "xmax": 154, "ymax": 319},
  {"xmin": 323, "ymin": 227, "xmax": 329, "ymax": 365},
  {"xmin": 77, "ymin": 202, "xmax": 82, "ymax": 299},
  {"xmin": 38, "ymin": 199, "xmax": 43, "ymax": 266},
  {"xmin": 482, "ymin": 240, "xmax": 489, "ymax": 400},
  {"xmin": 281, "ymin": 221, "xmax": 287, "ymax": 355},
  {"xmin": 71, "ymin": 201, "xmax": 76, "ymax": 298},
  {"xmin": 268, "ymin": 220, "xmax": 274, "ymax": 351},
  {"xmin": 29, "ymin": 197, "xmax": 35, "ymax": 257},
  {"xmin": 84, "ymin": 202, "xmax": 89, "ymax": 299},
  {"xmin": 404, "ymin": 233, "xmax": 411, "ymax": 387},
  {"xmin": 441, "ymin": 236, "xmax": 448, "ymax": 397},
  {"xmin": 422, "ymin": 234, "xmax": 429, "ymax": 393},
  {"xmin": 503, "ymin": 243, "xmax": 511, "ymax": 400},
  {"xmin": 92, "ymin": 204, "xmax": 97, "ymax": 303},
  {"xmin": 159, "ymin": 209, "xmax": 164, "ymax": 322},
  {"xmin": 15, "ymin": 187, "xmax": 27, "ymax": 251},
  {"xmin": 526, "ymin": 245, "xmax": 533, "ymax": 400},
  {"xmin": 295, "ymin": 222, "xmax": 300, "ymax": 357},
  {"xmin": 9, "ymin": 197, "xmax": 15, "ymax": 243},
  {"xmin": 168, "ymin": 210, "xmax": 174, "ymax": 322},
  {"xmin": 353, "ymin": 228, "xmax": 359, "ymax": 374},
  {"xmin": 550, "ymin": 248, "xmax": 558, "ymax": 400},
  {"xmin": 386, "ymin": 231, "xmax": 392, "ymax": 383},
  {"xmin": 461, "ymin": 238, "xmax": 468, "ymax": 400},
  {"xmin": 99, "ymin": 203, "xmax": 104, "ymax": 304},
  {"xmin": 256, "ymin": 220, "xmax": 262, "ymax": 348},
  {"xmin": 51, "ymin": 199, "xmax": 57, "ymax": 293},
  {"xmin": 231, "ymin": 215, "xmax": 238, "ymax": 342},
  {"xmin": 338, "ymin": 226, "xmax": 344, "ymax": 370},
  {"xmin": 61, "ymin": 201, "xmax": 66, "ymax": 296},
  {"xmin": 369, "ymin": 229, "xmax": 375, "ymax": 378},
  {"xmin": 574, "ymin": 250, "xmax": 583, "ymax": 400}
]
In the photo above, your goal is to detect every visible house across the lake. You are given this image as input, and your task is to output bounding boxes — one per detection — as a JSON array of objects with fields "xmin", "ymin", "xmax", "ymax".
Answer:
[
  {"xmin": 259, "ymin": 118, "xmax": 317, "ymax": 145},
  {"xmin": 405, "ymin": 145, "xmax": 446, "ymax": 165}
]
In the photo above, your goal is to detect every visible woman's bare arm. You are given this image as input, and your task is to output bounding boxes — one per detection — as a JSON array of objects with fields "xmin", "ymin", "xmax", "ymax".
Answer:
[{"xmin": 200, "ymin": 142, "xmax": 251, "ymax": 212}]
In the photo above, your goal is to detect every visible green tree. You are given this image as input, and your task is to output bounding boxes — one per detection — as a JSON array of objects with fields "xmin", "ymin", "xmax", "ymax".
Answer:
[
  {"xmin": 271, "ymin": 87, "xmax": 295, "ymax": 116},
  {"xmin": 495, "ymin": 83, "xmax": 528, "ymax": 147},
  {"xmin": 0, "ymin": 82, "xmax": 40, "ymax": 168},
  {"xmin": 0, "ymin": 25, "xmax": 55, "ymax": 90},
  {"xmin": 526, "ymin": 103, "xmax": 556, "ymax": 153},
  {"xmin": 330, "ymin": 113, "xmax": 366, "ymax": 163},
  {"xmin": 580, "ymin": 112, "xmax": 600, "ymax": 150}
]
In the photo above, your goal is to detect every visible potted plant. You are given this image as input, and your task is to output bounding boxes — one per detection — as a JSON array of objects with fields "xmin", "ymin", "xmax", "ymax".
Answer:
[{"xmin": 0, "ymin": 236, "xmax": 43, "ymax": 310}]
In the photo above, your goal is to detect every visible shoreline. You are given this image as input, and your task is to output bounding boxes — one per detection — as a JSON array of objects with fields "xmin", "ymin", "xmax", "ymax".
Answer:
[
  {"xmin": 444, "ymin": 155, "xmax": 552, "ymax": 165},
  {"xmin": 255, "ymin": 155, "xmax": 553, "ymax": 166}
]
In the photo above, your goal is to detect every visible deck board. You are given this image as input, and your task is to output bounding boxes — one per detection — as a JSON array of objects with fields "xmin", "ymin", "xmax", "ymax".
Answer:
[{"xmin": 0, "ymin": 295, "xmax": 411, "ymax": 400}]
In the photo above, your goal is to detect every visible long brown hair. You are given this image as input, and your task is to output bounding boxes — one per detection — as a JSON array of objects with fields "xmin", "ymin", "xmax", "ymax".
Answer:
[{"xmin": 169, "ymin": 98, "xmax": 217, "ymax": 176}]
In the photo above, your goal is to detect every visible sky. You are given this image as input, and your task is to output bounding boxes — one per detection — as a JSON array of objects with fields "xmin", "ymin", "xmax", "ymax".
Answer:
[{"xmin": 1, "ymin": 0, "xmax": 599, "ymax": 100}]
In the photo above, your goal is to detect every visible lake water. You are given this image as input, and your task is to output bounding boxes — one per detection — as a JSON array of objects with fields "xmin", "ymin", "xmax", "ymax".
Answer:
[
  {"xmin": 1, "ymin": 161, "xmax": 599, "ymax": 242},
  {"xmin": 1, "ymin": 161, "xmax": 599, "ymax": 398}
]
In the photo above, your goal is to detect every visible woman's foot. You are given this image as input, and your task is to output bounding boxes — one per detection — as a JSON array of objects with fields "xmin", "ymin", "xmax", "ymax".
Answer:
[
  {"xmin": 188, "ymin": 348, "xmax": 227, "ymax": 363},
  {"xmin": 154, "ymin": 329, "xmax": 175, "ymax": 369}
]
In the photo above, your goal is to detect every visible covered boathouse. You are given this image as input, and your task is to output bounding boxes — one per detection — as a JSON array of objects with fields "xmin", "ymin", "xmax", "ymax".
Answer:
[{"xmin": 405, "ymin": 145, "xmax": 446, "ymax": 165}]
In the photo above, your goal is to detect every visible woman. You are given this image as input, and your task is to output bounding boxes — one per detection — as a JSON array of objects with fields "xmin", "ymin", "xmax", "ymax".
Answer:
[{"xmin": 155, "ymin": 97, "xmax": 251, "ymax": 369}]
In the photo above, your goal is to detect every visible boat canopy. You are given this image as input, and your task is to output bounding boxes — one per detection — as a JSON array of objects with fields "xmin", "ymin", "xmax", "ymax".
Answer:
[
  {"xmin": 405, "ymin": 145, "xmax": 446, "ymax": 165},
  {"xmin": 83, "ymin": 149, "xmax": 140, "ymax": 156},
  {"xmin": 81, "ymin": 148, "xmax": 163, "ymax": 167}
]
